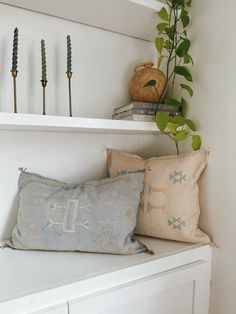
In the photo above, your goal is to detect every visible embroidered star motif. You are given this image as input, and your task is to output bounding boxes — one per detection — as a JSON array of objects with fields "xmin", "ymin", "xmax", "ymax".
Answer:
[
  {"xmin": 169, "ymin": 171, "xmax": 187, "ymax": 184},
  {"xmin": 168, "ymin": 217, "xmax": 186, "ymax": 230}
]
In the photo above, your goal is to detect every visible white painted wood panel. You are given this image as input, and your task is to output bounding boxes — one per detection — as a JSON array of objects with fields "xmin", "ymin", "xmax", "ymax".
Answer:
[
  {"xmin": 0, "ymin": 0, "xmax": 164, "ymax": 41},
  {"xmin": 69, "ymin": 261, "xmax": 210, "ymax": 314},
  {"xmin": 101, "ymin": 283, "xmax": 193, "ymax": 314}
]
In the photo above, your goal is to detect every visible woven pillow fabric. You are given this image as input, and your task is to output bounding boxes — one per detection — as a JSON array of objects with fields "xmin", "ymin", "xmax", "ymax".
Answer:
[
  {"xmin": 107, "ymin": 149, "xmax": 211, "ymax": 244},
  {"xmin": 11, "ymin": 170, "xmax": 147, "ymax": 254}
]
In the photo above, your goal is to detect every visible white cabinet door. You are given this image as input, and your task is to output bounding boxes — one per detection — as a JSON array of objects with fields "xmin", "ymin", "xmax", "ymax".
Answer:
[
  {"xmin": 69, "ymin": 261, "xmax": 210, "ymax": 314},
  {"xmin": 30, "ymin": 303, "xmax": 68, "ymax": 314}
]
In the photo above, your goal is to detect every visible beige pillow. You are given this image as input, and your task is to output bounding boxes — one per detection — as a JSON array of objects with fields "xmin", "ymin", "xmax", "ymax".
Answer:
[{"xmin": 107, "ymin": 149, "xmax": 210, "ymax": 244}]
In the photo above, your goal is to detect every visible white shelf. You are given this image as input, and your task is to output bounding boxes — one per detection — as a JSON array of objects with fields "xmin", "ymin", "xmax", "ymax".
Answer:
[
  {"xmin": 0, "ymin": 236, "xmax": 211, "ymax": 313},
  {"xmin": 0, "ymin": 0, "xmax": 165, "ymax": 41},
  {"xmin": 0, "ymin": 113, "xmax": 159, "ymax": 134}
]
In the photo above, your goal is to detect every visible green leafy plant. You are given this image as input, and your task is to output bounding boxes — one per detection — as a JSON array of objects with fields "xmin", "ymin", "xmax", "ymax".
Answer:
[{"xmin": 144, "ymin": 0, "xmax": 201, "ymax": 154}]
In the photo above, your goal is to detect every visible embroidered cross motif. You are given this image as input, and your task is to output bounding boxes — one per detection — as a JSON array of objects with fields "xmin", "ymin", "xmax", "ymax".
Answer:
[
  {"xmin": 143, "ymin": 186, "xmax": 166, "ymax": 213},
  {"xmin": 63, "ymin": 199, "xmax": 79, "ymax": 232},
  {"xmin": 78, "ymin": 200, "xmax": 91, "ymax": 213},
  {"xmin": 148, "ymin": 186, "xmax": 166, "ymax": 194},
  {"xmin": 147, "ymin": 203, "xmax": 166, "ymax": 212},
  {"xmin": 49, "ymin": 203, "xmax": 64, "ymax": 211},
  {"xmin": 47, "ymin": 199, "xmax": 91, "ymax": 232},
  {"xmin": 168, "ymin": 217, "xmax": 186, "ymax": 230},
  {"xmin": 169, "ymin": 171, "xmax": 187, "ymax": 184},
  {"xmin": 47, "ymin": 219, "xmax": 90, "ymax": 231}
]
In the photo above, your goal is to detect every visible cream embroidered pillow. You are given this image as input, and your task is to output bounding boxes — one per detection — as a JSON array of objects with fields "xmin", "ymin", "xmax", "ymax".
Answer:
[{"xmin": 107, "ymin": 149, "xmax": 210, "ymax": 244}]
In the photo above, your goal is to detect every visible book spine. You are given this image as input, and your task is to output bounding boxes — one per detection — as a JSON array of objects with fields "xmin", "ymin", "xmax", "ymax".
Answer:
[
  {"xmin": 114, "ymin": 102, "xmax": 181, "ymax": 114},
  {"xmin": 113, "ymin": 108, "xmax": 155, "ymax": 120},
  {"xmin": 123, "ymin": 115, "xmax": 156, "ymax": 122},
  {"xmin": 113, "ymin": 108, "xmax": 181, "ymax": 120},
  {"xmin": 132, "ymin": 108, "xmax": 156, "ymax": 115},
  {"xmin": 114, "ymin": 103, "xmax": 155, "ymax": 114},
  {"xmin": 112, "ymin": 110, "xmax": 180, "ymax": 120}
]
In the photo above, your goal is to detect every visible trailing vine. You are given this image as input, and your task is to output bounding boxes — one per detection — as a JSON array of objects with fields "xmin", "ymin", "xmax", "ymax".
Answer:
[{"xmin": 144, "ymin": 0, "xmax": 201, "ymax": 154}]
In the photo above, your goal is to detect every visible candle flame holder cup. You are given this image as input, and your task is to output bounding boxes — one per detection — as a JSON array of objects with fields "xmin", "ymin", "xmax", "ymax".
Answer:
[
  {"xmin": 41, "ymin": 79, "xmax": 48, "ymax": 115},
  {"xmin": 66, "ymin": 71, "xmax": 73, "ymax": 117},
  {"xmin": 11, "ymin": 69, "xmax": 18, "ymax": 113}
]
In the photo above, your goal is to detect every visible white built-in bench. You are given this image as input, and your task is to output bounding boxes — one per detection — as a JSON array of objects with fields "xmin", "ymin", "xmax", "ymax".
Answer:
[{"xmin": 0, "ymin": 236, "xmax": 212, "ymax": 314}]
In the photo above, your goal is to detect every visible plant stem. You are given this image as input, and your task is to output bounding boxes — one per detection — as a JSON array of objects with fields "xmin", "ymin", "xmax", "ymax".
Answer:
[
  {"xmin": 172, "ymin": 7, "xmax": 178, "ymax": 93},
  {"xmin": 175, "ymin": 142, "xmax": 180, "ymax": 155},
  {"xmin": 158, "ymin": 6, "xmax": 174, "ymax": 102},
  {"xmin": 164, "ymin": 133, "xmax": 180, "ymax": 155}
]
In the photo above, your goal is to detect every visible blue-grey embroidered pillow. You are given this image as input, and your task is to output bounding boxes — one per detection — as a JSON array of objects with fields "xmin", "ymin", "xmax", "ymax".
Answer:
[{"xmin": 11, "ymin": 170, "xmax": 147, "ymax": 254}]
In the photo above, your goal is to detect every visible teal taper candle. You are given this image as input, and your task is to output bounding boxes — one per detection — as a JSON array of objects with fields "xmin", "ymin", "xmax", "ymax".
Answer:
[
  {"xmin": 12, "ymin": 27, "xmax": 18, "ymax": 70},
  {"xmin": 67, "ymin": 35, "xmax": 72, "ymax": 73},
  {"xmin": 41, "ymin": 39, "xmax": 47, "ymax": 81}
]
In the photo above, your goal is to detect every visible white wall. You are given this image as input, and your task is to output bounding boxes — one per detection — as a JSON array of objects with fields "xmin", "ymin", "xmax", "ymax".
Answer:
[
  {"xmin": 0, "ymin": 4, "xmax": 158, "ymax": 239},
  {"xmin": 187, "ymin": 1, "xmax": 235, "ymax": 313}
]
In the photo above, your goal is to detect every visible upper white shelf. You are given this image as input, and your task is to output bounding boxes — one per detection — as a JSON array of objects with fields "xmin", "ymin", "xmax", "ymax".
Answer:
[
  {"xmin": 0, "ymin": 0, "xmax": 165, "ymax": 41},
  {"xmin": 0, "ymin": 113, "xmax": 159, "ymax": 134}
]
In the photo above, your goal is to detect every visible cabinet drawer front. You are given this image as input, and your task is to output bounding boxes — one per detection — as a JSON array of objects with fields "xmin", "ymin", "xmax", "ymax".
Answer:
[{"xmin": 69, "ymin": 261, "xmax": 210, "ymax": 314}]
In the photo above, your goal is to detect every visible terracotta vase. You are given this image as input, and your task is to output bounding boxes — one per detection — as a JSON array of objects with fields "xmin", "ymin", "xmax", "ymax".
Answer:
[{"xmin": 130, "ymin": 62, "xmax": 166, "ymax": 103}]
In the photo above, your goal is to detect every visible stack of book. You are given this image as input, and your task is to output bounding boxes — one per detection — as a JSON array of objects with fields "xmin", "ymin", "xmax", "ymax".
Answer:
[{"xmin": 112, "ymin": 102, "xmax": 182, "ymax": 121}]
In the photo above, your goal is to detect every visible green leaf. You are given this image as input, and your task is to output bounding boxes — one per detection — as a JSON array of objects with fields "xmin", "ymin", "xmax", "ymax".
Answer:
[
  {"xmin": 174, "ymin": 66, "xmax": 192, "ymax": 82},
  {"xmin": 180, "ymin": 10, "xmax": 190, "ymax": 28},
  {"xmin": 164, "ymin": 98, "xmax": 182, "ymax": 107},
  {"xmin": 157, "ymin": 23, "xmax": 168, "ymax": 34},
  {"xmin": 184, "ymin": 54, "xmax": 194, "ymax": 65},
  {"xmin": 156, "ymin": 112, "xmax": 169, "ymax": 132},
  {"xmin": 164, "ymin": 40, "xmax": 172, "ymax": 50},
  {"xmin": 180, "ymin": 84, "xmax": 193, "ymax": 97},
  {"xmin": 158, "ymin": 55, "xmax": 164, "ymax": 69},
  {"xmin": 157, "ymin": 7, "xmax": 169, "ymax": 21},
  {"xmin": 172, "ymin": 115, "xmax": 186, "ymax": 126},
  {"xmin": 185, "ymin": 119, "xmax": 196, "ymax": 131},
  {"xmin": 166, "ymin": 122, "xmax": 178, "ymax": 133},
  {"xmin": 192, "ymin": 135, "xmax": 201, "ymax": 150},
  {"xmin": 143, "ymin": 80, "xmax": 156, "ymax": 88},
  {"xmin": 176, "ymin": 39, "xmax": 190, "ymax": 57},
  {"xmin": 155, "ymin": 37, "xmax": 164, "ymax": 54},
  {"xmin": 174, "ymin": 0, "xmax": 185, "ymax": 6},
  {"xmin": 186, "ymin": 0, "xmax": 192, "ymax": 7},
  {"xmin": 174, "ymin": 130, "xmax": 188, "ymax": 141},
  {"xmin": 166, "ymin": 25, "xmax": 175, "ymax": 40}
]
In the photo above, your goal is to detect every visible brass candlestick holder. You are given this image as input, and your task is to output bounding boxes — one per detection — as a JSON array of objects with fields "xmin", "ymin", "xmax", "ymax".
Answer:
[
  {"xmin": 11, "ymin": 69, "xmax": 18, "ymax": 113},
  {"xmin": 66, "ymin": 71, "xmax": 73, "ymax": 117},
  {"xmin": 41, "ymin": 80, "xmax": 47, "ymax": 115}
]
